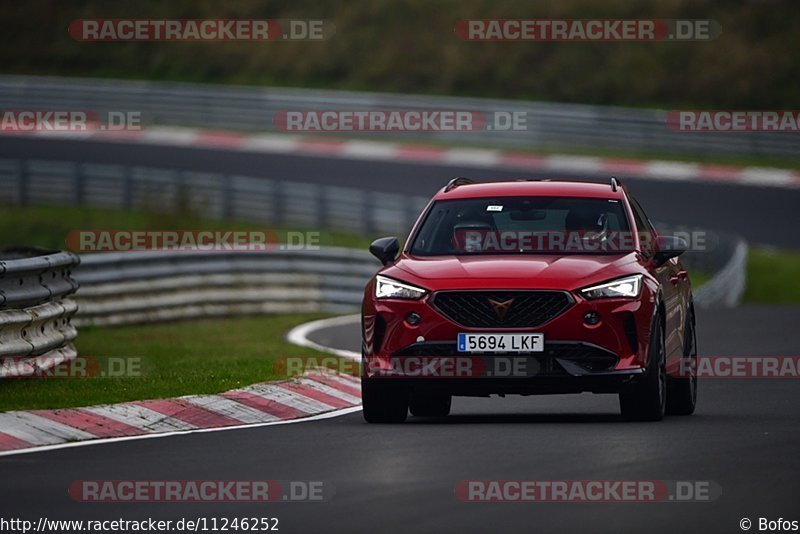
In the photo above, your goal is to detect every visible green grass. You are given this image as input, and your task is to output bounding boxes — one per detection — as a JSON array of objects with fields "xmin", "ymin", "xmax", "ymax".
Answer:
[
  {"xmin": 744, "ymin": 248, "xmax": 800, "ymax": 304},
  {"xmin": 689, "ymin": 271, "xmax": 711, "ymax": 288},
  {"xmin": 0, "ymin": 314, "xmax": 347, "ymax": 412},
  {"xmin": 0, "ymin": 204, "xmax": 372, "ymax": 251},
  {"xmin": 681, "ymin": 248, "xmax": 800, "ymax": 304}
]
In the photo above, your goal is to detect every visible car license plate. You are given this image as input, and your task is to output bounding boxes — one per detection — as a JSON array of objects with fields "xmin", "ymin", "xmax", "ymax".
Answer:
[{"xmin": 457, "ymin": 333, "xmax": 544, "ymax": 353}]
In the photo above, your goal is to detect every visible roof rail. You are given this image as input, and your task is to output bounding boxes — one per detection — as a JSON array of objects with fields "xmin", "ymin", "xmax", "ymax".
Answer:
[
  {"xmin": 610, "ymin": 176, "xmax": 621, "ymax": 192},
  {"xmin": 444, "ymin": 177, "xmax": 475, "ymax": 192}
]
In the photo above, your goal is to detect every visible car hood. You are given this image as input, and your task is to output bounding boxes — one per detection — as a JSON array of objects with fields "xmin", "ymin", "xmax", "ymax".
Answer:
[{"xmin": 390, "ymin": 253, "xmax": 640, "ymax": 289}]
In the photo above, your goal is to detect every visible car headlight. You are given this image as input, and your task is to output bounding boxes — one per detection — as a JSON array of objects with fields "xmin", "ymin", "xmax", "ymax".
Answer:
[
  {"xmin": 375, "ymin": 275, "xmax": 427, "ymax": 300},
  {"xmin": 580, "ymin": 275, "xmax": 642, "ymax": 299}
]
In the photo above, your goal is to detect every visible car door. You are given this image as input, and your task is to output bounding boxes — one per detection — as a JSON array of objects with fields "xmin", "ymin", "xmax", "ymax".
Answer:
[{"xmin": 629, "ymin": 196, "xmax": 685, "ymax": 361}]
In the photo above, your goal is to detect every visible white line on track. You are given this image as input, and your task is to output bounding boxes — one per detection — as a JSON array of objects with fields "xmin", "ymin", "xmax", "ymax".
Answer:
[{"xmin": 285, "ymin": 314, "xmax": 361, "ymax": 359}]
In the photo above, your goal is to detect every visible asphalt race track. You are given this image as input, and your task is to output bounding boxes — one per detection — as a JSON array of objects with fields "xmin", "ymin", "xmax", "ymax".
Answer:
[
  {"xmin": 2, "ymin": 136, "xmax": 799, "ymax": 533},
  {"xmin": 2, "ymin": 136, "xmax": 800, "ymax": 249},
  {"xmin": 1, "ymin": 306, "xmax": 799, "ymax": 532}
]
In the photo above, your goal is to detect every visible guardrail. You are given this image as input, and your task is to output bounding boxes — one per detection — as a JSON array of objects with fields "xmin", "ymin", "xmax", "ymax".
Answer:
[
  {"xmin": 654, "ymin": 223, "xmax": 747, "ymax": 307},
  {"xmin": 0, "ymin": 158, "xmax": 428, "ymax": 237},
  {"xmin": 73, "ymin": 248, "xmax": 378, "ymax": 326},
  {"xmin": 0, "ymin": 248, "xmax": 80, "ymax": 378},
  {"xmin": 693, "ymin": 239, "xmax": 748, "ymax": 308},
  {"xmin": 1, "ymin": 75, "xmax": 798, "ymax": 157}
]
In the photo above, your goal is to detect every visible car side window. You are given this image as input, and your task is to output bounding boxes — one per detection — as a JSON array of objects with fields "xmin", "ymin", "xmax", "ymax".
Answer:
[{"xmin": 629, "ymin": 196, "xmax": 655, "ymax": 256}]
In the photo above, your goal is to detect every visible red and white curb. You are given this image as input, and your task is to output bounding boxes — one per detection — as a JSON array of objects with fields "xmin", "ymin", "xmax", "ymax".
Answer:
[
  {"xmin": 0, "ymin": 370, "xmax": 361, "ymax": 456},
  {"xmin": 4, "ymin": 127, "xmax": 800, "ymax": 189}
]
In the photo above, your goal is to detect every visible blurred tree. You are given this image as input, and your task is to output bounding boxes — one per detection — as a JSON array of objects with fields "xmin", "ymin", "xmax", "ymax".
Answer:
[{"xmin": 0, "ymin": 0, "xmax": 796, "ymax": 107}]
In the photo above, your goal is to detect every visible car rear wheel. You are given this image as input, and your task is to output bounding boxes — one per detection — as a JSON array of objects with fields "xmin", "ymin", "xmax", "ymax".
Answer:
[
  {"xmin": 619, "ymin": 316, "xmax": 667, "ymax": 421},
  {"xmin": 409, "ymin": 392, "xmax": 452, "ymax": 417},
  {"xmin": 361, "ymin": 377, "xmax": 408, "ymax": 423},
  {"xmin": 666, "ymin": 311, "xmax": 698, "ymax": 415}
]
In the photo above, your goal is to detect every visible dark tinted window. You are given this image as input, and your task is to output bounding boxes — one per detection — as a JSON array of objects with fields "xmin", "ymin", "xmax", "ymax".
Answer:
[
  {"xmin": 629, "ymin": 196, "xmax": 656, "ymax": 255},
  {"xmin": 410, "ymin": 196, "xmax": 633, "ymax": 256}
]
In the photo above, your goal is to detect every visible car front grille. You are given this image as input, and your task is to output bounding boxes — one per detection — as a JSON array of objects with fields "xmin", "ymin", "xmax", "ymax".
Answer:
[{"xmin": 430, "ymin": 290, "xmax": 573, "ymax": 328}]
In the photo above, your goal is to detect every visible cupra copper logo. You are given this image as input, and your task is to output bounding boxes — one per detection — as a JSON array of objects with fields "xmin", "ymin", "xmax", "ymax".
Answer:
[{"xmin": 488, "ymin": 298, "xmax": 514, "ymax": 320}]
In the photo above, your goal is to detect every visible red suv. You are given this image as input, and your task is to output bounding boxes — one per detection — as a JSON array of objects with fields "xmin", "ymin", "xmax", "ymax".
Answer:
[{"xmin": 361, "ymin": 178, "xmax": 697, "ymax": 423}]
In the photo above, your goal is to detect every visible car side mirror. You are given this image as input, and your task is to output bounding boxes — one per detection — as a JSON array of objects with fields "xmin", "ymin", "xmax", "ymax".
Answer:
[
  {"xmin": 653, "ymin": 235, "xmax": 688, "ymax": 266},
  {"xmin": 369, "ymin": 237, "xmax": 400, "ymax": 265}
]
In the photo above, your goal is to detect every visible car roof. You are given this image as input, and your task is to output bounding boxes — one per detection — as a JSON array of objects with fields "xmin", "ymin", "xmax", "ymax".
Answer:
[{"xmin": 433, "ymin": 180, "xmax": 626, "ymax": 200}]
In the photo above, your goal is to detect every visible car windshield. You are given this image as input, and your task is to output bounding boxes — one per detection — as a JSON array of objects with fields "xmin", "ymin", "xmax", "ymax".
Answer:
[{"xmin": 409, "ymin": 196, "xmax": 634, "ymax": 256}]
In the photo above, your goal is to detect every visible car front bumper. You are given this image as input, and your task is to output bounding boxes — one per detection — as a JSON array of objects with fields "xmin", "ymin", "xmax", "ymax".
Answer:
[{"xmin": 362, "ymin": 285, "xmax": 658, "ymax": 393}]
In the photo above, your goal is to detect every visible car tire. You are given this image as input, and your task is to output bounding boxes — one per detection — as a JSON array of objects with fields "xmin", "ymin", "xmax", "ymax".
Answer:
[
  {"xmin": 361, "ymin": 377, "xmax": 408, "ymax": 423},
  {"xmin": 620, "ymin": 315, "xmax": 667, "ymax": 421},
  {"xmin": 409, "ymin": 392, "xmax": 452, "ymax": 417},
  {"xmin": 666, "ymin": 310, "xmax": 698, "ymax": 416}
]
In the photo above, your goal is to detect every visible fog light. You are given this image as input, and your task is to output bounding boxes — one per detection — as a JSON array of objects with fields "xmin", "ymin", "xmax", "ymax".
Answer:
[
  {"xmin": 584, "ymin": 311, "xmax": 601, "ymax": 325},
  {"xmin": 405, "ymin": 312, "xmax": 421, "ymax": 325}
]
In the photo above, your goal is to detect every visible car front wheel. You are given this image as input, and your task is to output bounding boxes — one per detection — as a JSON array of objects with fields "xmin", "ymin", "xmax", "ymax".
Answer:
[
  {"xmin": 666, "ymin": 310, "xmax": 698, "ymax": 415},
  {"xmin": 619, "ymin": 315, "xmax": 667, "ymax": 421},
  {"xmin": 361, "ymin": 377, "xmax": 408, "ymax": 423},
  {"xmin": 409, "ymin": 392, "xmax": 452, "ymax": 417}
]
